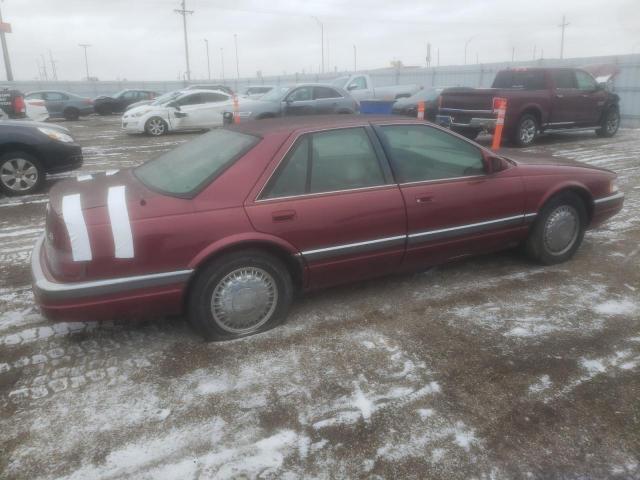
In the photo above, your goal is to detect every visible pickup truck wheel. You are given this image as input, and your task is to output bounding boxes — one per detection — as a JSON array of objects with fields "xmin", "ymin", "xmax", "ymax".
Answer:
[
  {"xmin": 512, "ymin": 114, "xmax": 538, "ymax": 147},
  {"xmin": 145, "ymin": 117, "xmax": 168, "ymax": 136},
  {"xmin": 596, "ymin": 107, "xmax": 620, "ymax": 137},
  {"xmin": 525, "ymin": 192, "xmax": 586, "ymax": 265},
  {"xmin": 0, "ymin": 152, "xmax": 45, "ymax": 196},
  {"xmin": 188, "ymin": 249, "xmax": 293, "ymax": 341}
]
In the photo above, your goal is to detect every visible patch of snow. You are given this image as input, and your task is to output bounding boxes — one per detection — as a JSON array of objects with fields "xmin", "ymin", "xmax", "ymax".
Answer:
[
  {"xmin": 529, "ymin": 375, "xmax": 552, "ymax": 394},
  {"xmin": 593, "ymin": 299, "xmax": 637, "ymax": 316}
]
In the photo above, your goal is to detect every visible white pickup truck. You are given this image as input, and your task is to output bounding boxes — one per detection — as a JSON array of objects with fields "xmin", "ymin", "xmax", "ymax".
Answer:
[{"xmin": 330, "ymin": 74, "xmax": 421, "ymax": 101}]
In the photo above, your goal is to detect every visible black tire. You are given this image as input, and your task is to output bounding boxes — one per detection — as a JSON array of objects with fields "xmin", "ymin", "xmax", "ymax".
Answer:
[
  {"xmin": 596, "ymin": 107, "xmax": 620, "ymax": 138},
  {"xmin": 96, "ymin": 104, "xmax": 112, "ymax": 116},
  {"xmin": 452, "ymin": 128, "xmax": 479, "ymax": 141},
  {"xmin": 63, "ymin": 108, "xmax": 80, "ymax": 121},
  {"xmin": 188, "ymin": 249, "xmax": 293, "ymax": 341},
  {"xmin": 511, "ymin": 113, "xmax": 538, "ymax": 147},
  {"xmin": 144, "ymin": 117, "xmax": 168, "ymax": 136},
  {"xmin": 0, "ymin": 152, "xmax": 45, "ymax": 196},
  {"xmin": 525, "ymin": 192, "xmax": 587, "ymax": 265}
]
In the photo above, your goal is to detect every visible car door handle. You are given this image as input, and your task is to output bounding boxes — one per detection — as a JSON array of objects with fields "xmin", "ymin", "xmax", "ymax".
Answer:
[
  {"xmin": 415, "ymin": 195, "xmax": 433, "ymax": 204},
  {"xmin": 272, "ymin": 209, "xmax": 296, "ymax": 222}
]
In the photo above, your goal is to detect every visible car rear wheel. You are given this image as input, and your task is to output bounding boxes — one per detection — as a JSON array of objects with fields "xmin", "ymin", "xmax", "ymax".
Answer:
[
  {"xmin": 525, "ymin": 192, "xmax": 587, "ymax": 265},
  {"xmin": 512, "ymin": 113, "xmax": 538, "ymax": 147},
  {"xmin": 188, "ymin": 249, "xmax": 293, "ymax": 341},
  {"xmin": 96, "ymin": 104, "xmax": 112, "ymax": 116},
  {"xmin": 145, "ymin": 117, "xmax": 168, "ymax": 136},
  {"xmin": 596, "ymin": 107, "xmax": 620, "ymax": 137},
  {"xmin": 0, "ymin": 152, "xmax": 45, "ymax": 196},
  {"xmin": 63, "ymin": 107, "xmax": 80, "ymax": 121}
]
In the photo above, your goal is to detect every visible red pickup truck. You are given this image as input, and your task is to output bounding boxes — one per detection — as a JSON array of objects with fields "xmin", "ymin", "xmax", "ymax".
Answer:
[{"xmin": 436, "ymin": 67, "xmax": 620, "ymax": 146}]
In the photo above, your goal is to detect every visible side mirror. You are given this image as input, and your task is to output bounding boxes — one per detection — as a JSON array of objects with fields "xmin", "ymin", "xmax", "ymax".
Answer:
[{"xmin": 486, "ymin": 155, "xmax": 506, "ymax": 173}]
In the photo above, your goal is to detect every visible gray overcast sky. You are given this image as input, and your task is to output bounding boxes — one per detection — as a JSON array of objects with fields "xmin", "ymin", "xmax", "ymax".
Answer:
[{"xmin": 4, "ymin": 0, "xmax": 640, "ymax": 81}]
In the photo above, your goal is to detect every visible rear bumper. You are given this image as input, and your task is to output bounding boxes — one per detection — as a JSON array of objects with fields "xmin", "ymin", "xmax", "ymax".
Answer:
[
  {"xmin": 590, "ymin": 191, "xmax": 624, "ymax": 228},
  {"xmin": 436, "ymin": 114, "xmax": 496, "ymax": 130},
  {"xmin": 31, "ymin": 235, "xmax": 192, "ymax": 321}
]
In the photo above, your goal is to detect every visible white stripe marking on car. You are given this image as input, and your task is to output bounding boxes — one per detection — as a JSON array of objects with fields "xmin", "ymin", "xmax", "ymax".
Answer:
[
  {"xmin": 77, "ymin": 175, "xmax": 93, "ymax": 182},
  {"xmin": 107, "ymin": 185, "xmax": 134, "ymax": 258},
  {"xmin": 105, "ymin": 170, "xmax": 119, "ymax": 176},
  {"xmin": 61, "ymin": 194, "xmax": 92, "ymax": 262}
]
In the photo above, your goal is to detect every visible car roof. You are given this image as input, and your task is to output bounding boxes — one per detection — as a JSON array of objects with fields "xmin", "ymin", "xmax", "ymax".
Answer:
[
  {"xmin": 227, "ymin": 114, "xmax": 426, "ymax": 137},
  {"xmin": 178, "ymin": 89, "xmax": 230, "ymax": 96}
]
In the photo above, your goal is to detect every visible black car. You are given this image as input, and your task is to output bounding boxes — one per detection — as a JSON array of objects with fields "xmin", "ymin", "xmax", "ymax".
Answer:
[
  {"xmin": 0, "ymin": 122, "xmax": 82, "ymax": 195},
  {"xmin": 392, "ymin": 87, "xmax": 444, "ymax": 121},
  {"xmin": 0, "ymin": 87, "xmax": 27, "ymax": 119},
  {"xmin": 93, "ymin": 89, "xmax": 159, "ymax": 115}
]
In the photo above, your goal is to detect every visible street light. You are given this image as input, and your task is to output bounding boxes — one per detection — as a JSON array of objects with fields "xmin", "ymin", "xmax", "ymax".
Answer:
[
  {"xmin": 78, "ymin": 43, "xmax": 91, "ymax": 79},
  {"xmin": 234, "ymin": 33, "xmax": 240, "ymax": 88},
  {"xmin": 464, "ymin": 35, "xmax": 476, "ymax": 65},
  {"xmin": 220, "ymin": 47, "xmax": 225, "ymax": 83},
  {"xmin": 312, "ymin": 16, "xmax": 324, "ymax": 74},
  {"xmin": 204, "ymin": 38, "xmax": 210, "ymax": 80}
]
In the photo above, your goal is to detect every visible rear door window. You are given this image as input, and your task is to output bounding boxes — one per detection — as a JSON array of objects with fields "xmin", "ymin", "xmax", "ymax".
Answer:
[
  {"xmin": 262, "ymin": 127, "xmax": 386, "ymax": 199},
  {"xmin": 314, "ymin": 87, "xmax": 342, "ymax": 99},
  {"xmin": 202, "ymin": 92, "xmax": 230, "ymax": 103}
]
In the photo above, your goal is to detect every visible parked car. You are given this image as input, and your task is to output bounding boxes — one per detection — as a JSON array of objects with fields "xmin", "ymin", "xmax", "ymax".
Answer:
[
  {"xmin": 392, "ymin": 87, "xmax": 445, "ymax": 120},
  {"xmin": 32, "ymin": 115, "xmax": 623, "ymax": 340},
  {"xmin": 122, "ymin": 89, "xmax": 233, "ymax": 136},
  {"xmin": 436, "ymin": 67, "xmax": 620, "ymax": 146},
  {"xmin": 0, "ymin": 87, "xmax": 27, "ymax": 119},
  {"xmin": 185, "ymin": 84, "xmax": 234, "ymax": 96},
  {"xmin": 25, "ymin": 90, "xmax": 94, "ymax": 120},
  {"xmin": 330, "ymin": 74, "xmax": 421, "ymax": 101},
  {"xmin": 94, "ymin": 89, "xmax": 159, "ymax": 115},
  {"xmin": 0, "ymin": 121, "xmax": 82, "ymax": 195},
  {"xmin": 242, "ymin": 85, "xmax": 275, "ymax": 99},
  {"xmin": 233, "ymin": 84, "xmax": 358, "ymax": 120},
  {"xmin": 124, "ymin": 90, "xmax": 183, "ymax": 112}
]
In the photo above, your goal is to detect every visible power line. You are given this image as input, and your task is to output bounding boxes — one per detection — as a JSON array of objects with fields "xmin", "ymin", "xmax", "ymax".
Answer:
[{"xmin": 174, "ymin": 0, "xmax": 193, "ymax": 81}]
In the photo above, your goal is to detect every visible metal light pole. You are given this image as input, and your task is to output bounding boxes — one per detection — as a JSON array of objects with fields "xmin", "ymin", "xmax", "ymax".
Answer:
[
  {"xmin": 312, "ymin": 16, "xmax": 324, "ymax": 74},
  {"xmin": 0, "ymin": 2, "xmax": 13, "ymax": 81},
  {"xmin": 234, "ymin": 33, "xmax": 239, "ymax": 87},
  {"xmin": 220, "ymin": 47, "xmax": 225, "ymax": 83},
  {"xmin": 78, "ymin": 44, "xmax": 91, "ymax": 80},
  {"xmin": 174, "ymin": 0, "xmax": 194, "ymax": 81},
  {"xmin": 464, "ymin": 36, "xmax": 476, "ymax": 65},
  {"xmin": 204, "ymin": 38, "xmax": 210, "ymax": 80},
  {"xmin": 559, "ymin": 15, "xmax": 569, "ymax": 60},
  {"xmin": 353, "ymin": 44, "xmax": 357, "ymax": 72}
]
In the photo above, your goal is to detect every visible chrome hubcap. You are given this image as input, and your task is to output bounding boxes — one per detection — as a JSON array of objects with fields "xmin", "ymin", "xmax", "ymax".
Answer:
[
  {"xmin": 544, "ymin": 205, "xmax": 579, "ymax": 255},
  {"xmin": 606, "ymin": 111, "xmax": 619, "ymax": 133},
  {"xmin": 210, "ymin": 267, "xmax": 278, "ymax": 334},
  {"xmin": 0, "ymin": 158, "xmax": 38, "ymax": 192},
  {"xmin": 148, "ymin": 119, "xmax": 165, "ymax": 135},
  {"xmin": 520, "ymin": 119, "xmax": 536, "ymax": 144}
]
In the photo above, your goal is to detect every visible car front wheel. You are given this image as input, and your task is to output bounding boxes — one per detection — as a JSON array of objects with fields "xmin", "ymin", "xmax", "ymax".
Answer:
[
  {"xmin": 63, "ymin": 108, "xmax": 80, "ymax": 121},
  {"xmin": 0, "ymin": 152, "xmax": 44, "ymax": 196},
  {"xmin": 596, "ymin": 107, "xmax": 620, "ymax": 137},
  {"xmin": 188, "ymin": 250, "xmax": 293, "ymax": 341},
  {"xmin": 145, "ymin": 117, "xmax": 168, "ymax": 136},
  {"xmin": 525, "ymin": 192, "xmax": 587, "ymax": 265}
]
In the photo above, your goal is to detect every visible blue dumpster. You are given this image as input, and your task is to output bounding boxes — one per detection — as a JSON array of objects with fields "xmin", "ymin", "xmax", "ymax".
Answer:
[{"xmin": 359, "ymin": 100, "xmax": 395, "ymax": 115}]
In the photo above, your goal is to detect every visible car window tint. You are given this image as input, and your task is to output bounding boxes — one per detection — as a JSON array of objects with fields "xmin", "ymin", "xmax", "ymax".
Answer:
[
  {"xmin": 26, "ymin": 93, "xmax": 43, "ymax": 100},
  {"xmin": 491, "ymin": 70, "xmax": 546, "ymax": 90},
  {"xmin": 286, "ymin": 87, "xmax": 313, "ymax": 102},
  {"xmin": 576, "ymin": 71, "xmax": 597, "ymax": 91},
  {"xmin": 202, "ymin": 92, "xmax": 229, "ymax": 103},
  {"xmin": 46, "ymin": 92, "xmax": 66, "ymax": 100},
  {"xmin": 552, "ymin": 70, "xmax": 576, "ymax": 89},
  {"xmin": 379, "ymin": 125, "xmax": 485, "ymax": 182},
  {"xmin": 349, "ymin": 76, "xmax": 367, "ymax": 89},
  {"xmin": 310, "ymin": 128, "xmax": 384, "ymax": 193},
  {"xmin": 123, "ymin": 91, "xmax": 138, "ymax": 99},
  {"xmin": 179, "ymin": 94, "xmax": 202, "ymax": 106},
  {"xmin": 263, "ymin": 137, "xmax": 309, "ymax": 199},
  {"xmin": 314, "ymin": 86, "xmax": 342, "ymax": 99}
]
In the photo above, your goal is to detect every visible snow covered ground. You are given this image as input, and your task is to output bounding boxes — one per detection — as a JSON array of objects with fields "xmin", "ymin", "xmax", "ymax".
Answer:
[{"xmin": 1, "ymin": 118, "xmax": 639, "ymax": 479}]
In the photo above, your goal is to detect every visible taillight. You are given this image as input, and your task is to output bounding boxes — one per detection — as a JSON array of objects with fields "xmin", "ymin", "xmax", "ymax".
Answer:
[{"xmin": 13, "ymin": 95, "xmax": 25, "ymax": 113}]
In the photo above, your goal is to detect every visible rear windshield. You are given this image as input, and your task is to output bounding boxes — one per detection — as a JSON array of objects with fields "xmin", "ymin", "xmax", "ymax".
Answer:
[
  {"xmin": 134, "ymin": 129, "xmax": 259, "ymax": 196},
  {"xmin": 492, "ymin": 70, "xmax": 546, "ymax": 90}
]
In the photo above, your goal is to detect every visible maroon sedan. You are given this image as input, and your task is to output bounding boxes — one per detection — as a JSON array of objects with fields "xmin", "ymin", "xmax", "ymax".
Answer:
[{"xmin": 31, "ymin": 116, "xmax": 624, "ymax": 340}]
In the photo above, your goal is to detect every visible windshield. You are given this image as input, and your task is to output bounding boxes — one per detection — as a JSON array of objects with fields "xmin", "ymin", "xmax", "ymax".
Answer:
[
  {"xmin": 134, "ymin": 129, "xmax": 259, "ymax": 196},
  {"xmin": 112, "ymin": 90, "xmax": 127, "ymax": 98},
  {"xmin": 151, "ymin": 91, "xmax": 183, "ymax": 106},
  {"xmin": 331, "ymin": 77, "xmax": 350, "ymax": 88},
  {"xmin": 260, "ymin": 86, "xmax": 290, "ymax": 102}
]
